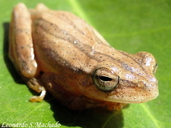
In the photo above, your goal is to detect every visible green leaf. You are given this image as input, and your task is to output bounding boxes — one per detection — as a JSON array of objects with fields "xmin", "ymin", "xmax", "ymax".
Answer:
[{"xmin": 0, "ymin": 0, "xmax": 170, "ymax": 128}]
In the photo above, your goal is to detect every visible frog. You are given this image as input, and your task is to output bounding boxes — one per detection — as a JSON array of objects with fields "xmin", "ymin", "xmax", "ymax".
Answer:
[{"xmin": 9, "ymin": 3, "xmax": 158, "ymax": 110}]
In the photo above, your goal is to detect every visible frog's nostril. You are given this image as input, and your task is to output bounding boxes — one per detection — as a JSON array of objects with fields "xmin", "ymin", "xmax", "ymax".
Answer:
[
  {"xmin": 137, "ymin": 81, "xmax": 145, "ymax": 88},
  {"xmin": 153, "ymin": 63, "xmax": 158, "ymax": 74}
]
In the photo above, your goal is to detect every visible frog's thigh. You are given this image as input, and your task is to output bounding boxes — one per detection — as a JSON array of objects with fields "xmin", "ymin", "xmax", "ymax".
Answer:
[
  {"xmin": 9, "ymin": 3, "xmax": 37, "ymax": 78},
  {"xmin": 35, "ymin": 3, "xmax": 49, "ymax": 11}
]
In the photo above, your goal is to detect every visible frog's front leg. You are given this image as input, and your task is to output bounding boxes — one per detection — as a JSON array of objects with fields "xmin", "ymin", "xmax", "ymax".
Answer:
[
  {"xmin": 9, "ymin": 3, "xmax": 46, "ymax": 102},
  {"xmin": 9, "ymin": 3, "xmax": 37, "ymax": 78}
]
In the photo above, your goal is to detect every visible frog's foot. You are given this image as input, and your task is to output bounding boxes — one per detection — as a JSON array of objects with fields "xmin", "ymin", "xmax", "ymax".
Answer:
[
  {"xmin": 27, "ymin": 78, "xmax": 46, "ymax": 102},
  {"xmin": 29, "ymin": 89, "xmax": 46, "ymax": 102}
]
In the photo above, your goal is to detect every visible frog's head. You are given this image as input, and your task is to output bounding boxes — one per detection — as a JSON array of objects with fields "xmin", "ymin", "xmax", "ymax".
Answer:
[{"xmin": 84, "ymin": 51, "xmax": 158, "ymax": 104}]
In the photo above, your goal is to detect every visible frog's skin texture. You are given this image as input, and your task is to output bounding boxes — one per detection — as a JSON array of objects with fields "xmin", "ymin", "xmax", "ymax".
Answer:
[{"xmin": 9, "ymin": 3, "xmax": 158, "ymax": 110}]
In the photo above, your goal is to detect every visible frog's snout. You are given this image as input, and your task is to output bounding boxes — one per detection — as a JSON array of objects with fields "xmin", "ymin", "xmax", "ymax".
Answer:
[{"xmin": 135, "ymin": 52, "xmax": 157, "ymax": 74}]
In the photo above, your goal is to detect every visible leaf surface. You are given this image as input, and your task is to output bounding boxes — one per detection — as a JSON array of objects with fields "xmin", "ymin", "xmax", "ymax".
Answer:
[{"xmin": 0, "ymin": 0, "xmax": 170, "ymax": 128}]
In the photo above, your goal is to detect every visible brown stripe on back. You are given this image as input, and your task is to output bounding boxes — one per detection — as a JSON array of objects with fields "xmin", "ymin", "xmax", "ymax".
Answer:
[{"xmin": 33, "ymin": 12, "xmax": 147, "ymax": 78}]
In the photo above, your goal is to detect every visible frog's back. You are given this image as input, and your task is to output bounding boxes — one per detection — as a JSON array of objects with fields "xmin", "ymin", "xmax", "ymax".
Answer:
[
  {"xmin": 31, "ymin": 10, "xmax": 110, "ymax": 45},
  {"xmin": 32, "ymin": 10, "xmax": 114, "ymax": 73}
]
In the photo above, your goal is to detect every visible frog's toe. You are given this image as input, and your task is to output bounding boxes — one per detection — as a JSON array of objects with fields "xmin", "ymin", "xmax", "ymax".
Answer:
[{"xmin": 29, "ymin": 89, "xmax": 46, "ymax": 102}]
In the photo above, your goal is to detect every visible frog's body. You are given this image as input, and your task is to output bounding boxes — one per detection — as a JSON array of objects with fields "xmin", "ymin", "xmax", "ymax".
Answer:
[{"xmin": 9, "ymin": 3, "xmax": 158, "ymax": 110}]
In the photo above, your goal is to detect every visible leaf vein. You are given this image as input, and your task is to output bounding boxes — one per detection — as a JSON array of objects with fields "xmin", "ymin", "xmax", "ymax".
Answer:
[{"xmin": 141, "ymin": 103, "xmax": 160, "ymax": 128}]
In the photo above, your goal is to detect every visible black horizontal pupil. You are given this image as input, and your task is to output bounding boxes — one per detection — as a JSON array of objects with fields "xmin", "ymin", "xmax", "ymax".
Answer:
[{"xmin": 99, "ymin": 76, "xmax": 112, "ymax": 81}]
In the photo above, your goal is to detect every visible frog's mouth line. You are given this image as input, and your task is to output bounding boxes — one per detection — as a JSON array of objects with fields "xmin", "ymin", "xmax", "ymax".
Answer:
[{"xmin": 86, "ymin": 83, "xmax": 159, "ymax": 104}]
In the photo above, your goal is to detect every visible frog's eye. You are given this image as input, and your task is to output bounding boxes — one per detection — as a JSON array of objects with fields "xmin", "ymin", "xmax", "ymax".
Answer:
[{"xmin": 93, "ymin": 67, "xmax": 119, "ymax": 92}]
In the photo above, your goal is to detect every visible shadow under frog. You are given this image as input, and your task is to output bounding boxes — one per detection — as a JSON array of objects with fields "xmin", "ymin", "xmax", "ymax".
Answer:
[
  {"xmin": 46, "ymin": 94, "xmax": 124, "ymax": 128},
  {"xmin": 3, "ymin": 22, "xmax": 124, "ymax": 128}
]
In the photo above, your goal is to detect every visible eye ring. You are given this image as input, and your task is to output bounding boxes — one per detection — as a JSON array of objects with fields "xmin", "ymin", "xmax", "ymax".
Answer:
[{"xmin": 93, "ymin": 67, "xmax": 119, "ymax": 92}]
